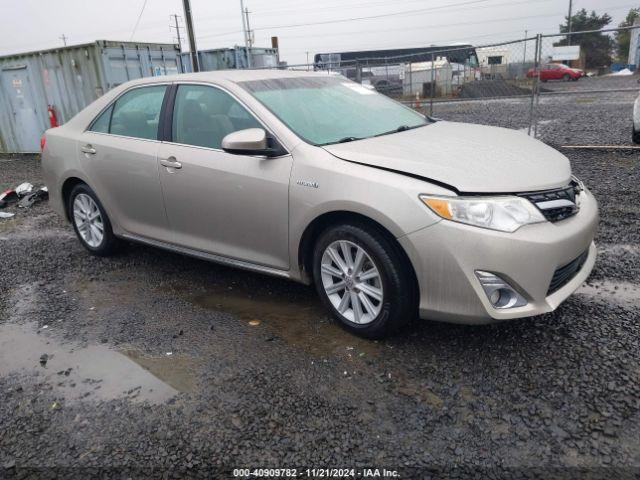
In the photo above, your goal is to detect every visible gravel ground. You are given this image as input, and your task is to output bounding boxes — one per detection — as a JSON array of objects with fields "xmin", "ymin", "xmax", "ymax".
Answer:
[{"xmin": 0, "ymin": 90, "xmax": 639, "ymax": 479}]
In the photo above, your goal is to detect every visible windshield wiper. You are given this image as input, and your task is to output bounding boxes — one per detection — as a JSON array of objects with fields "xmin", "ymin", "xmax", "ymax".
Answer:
[
  {"xmin": 374, "ymin": 124, "xmax": 426, "ymax": 138},
  {"xmin": 335, "ymin": 136, "xmax": 361, "ymax": 143}
]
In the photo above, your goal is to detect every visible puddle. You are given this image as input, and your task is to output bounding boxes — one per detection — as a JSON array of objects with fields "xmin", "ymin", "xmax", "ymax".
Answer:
[
  {"xmin": 185, "ymin": 284, "xmax": 381, "ymax": 359},
  {"xmin": 0, "ymin": 322, "xmax": 191, "ymax": 404},
  {"xmin": 576, "ymin": 280, "xmax": 640, "ymax": 306},
  {"xmin": 122, "ymin": 350, "xmax": 196, "ymax": 393}
]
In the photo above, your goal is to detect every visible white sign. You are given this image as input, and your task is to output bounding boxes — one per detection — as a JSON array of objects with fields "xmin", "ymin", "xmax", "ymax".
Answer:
[{"xmin": 552, "ymin": 46, "xmax": 581, "ymax": 61}]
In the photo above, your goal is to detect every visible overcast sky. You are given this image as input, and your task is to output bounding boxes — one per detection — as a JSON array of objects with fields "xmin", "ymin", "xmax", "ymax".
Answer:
[{"xmin": 0, "ymin": 0, "xmax": 634, "ymax": 64}]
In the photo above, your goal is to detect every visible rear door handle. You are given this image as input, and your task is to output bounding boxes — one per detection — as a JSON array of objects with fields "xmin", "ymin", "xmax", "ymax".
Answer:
[
  {"xmin": 160, "ymin": 157, "xmax": 182, "ymax": 170},
  {"xmin": 81, "ymin": 144, "xmax": 96, "ymax": 155}
]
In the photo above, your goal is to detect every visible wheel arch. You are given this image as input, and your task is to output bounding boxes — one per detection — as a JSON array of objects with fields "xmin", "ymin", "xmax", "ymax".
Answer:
[
  {"xmin": 297, "ymin": 210, "xmax": 419, "ymax": 293},
  {"xmin": 61, "ymin": 176, "xmax": 88, "ymax": 221}
]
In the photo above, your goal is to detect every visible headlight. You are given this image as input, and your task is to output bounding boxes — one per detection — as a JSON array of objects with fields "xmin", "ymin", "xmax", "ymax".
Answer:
[{"xmin": 420, "ymin": 195, "xmax": 546, "ymax": 232}]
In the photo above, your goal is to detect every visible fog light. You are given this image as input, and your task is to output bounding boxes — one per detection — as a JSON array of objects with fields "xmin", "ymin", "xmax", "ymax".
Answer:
[{"xmin": 475, "ymin": 271, "xmax": 527, "ymax": 309}]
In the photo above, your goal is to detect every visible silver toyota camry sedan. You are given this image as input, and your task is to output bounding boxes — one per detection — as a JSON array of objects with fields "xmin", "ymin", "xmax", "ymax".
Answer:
[{"xmin": 41, "ymin": 70, "xmax": 598, "ymax": 338}]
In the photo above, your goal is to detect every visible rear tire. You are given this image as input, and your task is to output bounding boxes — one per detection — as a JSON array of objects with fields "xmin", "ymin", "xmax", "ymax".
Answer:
[
  {"xmin": 312, "ymin": 223, "xmax": 417, "ymax": 339},
  {"xmin": 68, "ymin": 183, "xmax": 120, "ymax": 256},
  {"xmin": 633, "ymin": 127, "xmax": 640, "ymax": 144}
]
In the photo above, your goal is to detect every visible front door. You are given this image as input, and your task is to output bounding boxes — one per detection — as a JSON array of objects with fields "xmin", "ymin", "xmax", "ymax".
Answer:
[
  {"xmin": 1, "ymin": 67, "xmax": 42, "ymax": 152},
  {"xmin": 157, "ymin": 83, "xmax": 292, "ymax": 270}
]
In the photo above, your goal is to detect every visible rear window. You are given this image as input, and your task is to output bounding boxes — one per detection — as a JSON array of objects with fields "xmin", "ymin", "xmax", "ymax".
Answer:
[
  {"xmin": 90, "ymin": 86, "xmax": 166, "ymax": 140},
  {"xmin": 90, "ymin": 105, "xmax": 113, "ymax": 133}
]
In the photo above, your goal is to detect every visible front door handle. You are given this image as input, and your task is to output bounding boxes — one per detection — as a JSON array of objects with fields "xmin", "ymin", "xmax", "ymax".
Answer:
[
  {"xmin": 160, "ymin": 157, "xmax": 182, "ymax": 170},
  {"xmin": 81, "ymin": 144, "xmax": 96, "ymax": 155}
]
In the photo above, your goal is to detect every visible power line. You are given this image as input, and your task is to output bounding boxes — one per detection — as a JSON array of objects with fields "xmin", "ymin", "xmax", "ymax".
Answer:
[
  {"xmin": 253, "ymin": 0, "xmax": 445, "ymax": 16},
  {"xmin": 251, "ymin": 1, "xmax": 640, "ymax": 51},
  {"xmin": 259, "ymin": 11, "xmax": 567, "ymax": 45},
  {"xmin": 261, "ymin": 0, "xmax": 555, "ymax": 41},
  {"xmin": 129, "ymin": 0, "xmax": 149, "ymax": 41},
  {"xmin": 253, "ymin": 0, "xmax": 496, "ymax": 32},
  {"xmin": 198, "ymin": 0, "xmax": 497, "ymax": 39}
]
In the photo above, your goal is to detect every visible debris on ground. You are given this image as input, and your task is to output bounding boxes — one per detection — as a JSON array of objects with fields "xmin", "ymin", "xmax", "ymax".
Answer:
[
  {"xmin": 15, "ymin": 182, "xmax": 34, "ymax": 197},
  {"xmin": 39, "ymin": 354, "xmax": 49, "ymax": 367},
  {"xmin": 0, "ymin": 211, "xmax": 15, "ymax": 219},
  {"xmin": 248, "ymin": 319, "xmax": 261, "ymax": 326},
  {"xmin": 18, "ymin": 187, "xmax": 48, "ymax": 208},
  {"xmin": 1, "ymin": 183, "xmax": 48, "ymax": 210},
  {"xmin": 0, "ymin": 189, "xmax": 18, "ymax": 208}
]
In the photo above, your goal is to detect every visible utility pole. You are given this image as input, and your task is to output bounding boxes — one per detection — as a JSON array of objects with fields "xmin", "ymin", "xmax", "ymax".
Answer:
[
  {"xmin": 170, "ymin": 14, "xmax": 183, "ymax": 52},
  {"xmin": 567, "ymin": 0, "xmax": 573, "ymax": 46},
  {"xmin": 240, "ymin": 0, "xmax": 253, "ymax": 68},
  {"xmin": 182, "ymin": 0, "xmax": 199, "ymax": 72},
  {"xmin": 306, "ymin": 51, "xmax": 310, "ymax": 70},
  {"xmin": 271, "ymin": 36, "xmax": 280, "ymax": 66},
  {"xmin": 245, "ymin": 8, "xmax": 253, "ymax": 48},
  {"xmin": 59, "ymin": 34, "xmax": 68, "ymax": 46}
]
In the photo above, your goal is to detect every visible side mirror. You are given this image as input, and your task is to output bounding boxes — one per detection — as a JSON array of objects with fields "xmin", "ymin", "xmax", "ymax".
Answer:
[{"xmin": 221, "ymin": 128, "xmax": 285, "ymax": 157}]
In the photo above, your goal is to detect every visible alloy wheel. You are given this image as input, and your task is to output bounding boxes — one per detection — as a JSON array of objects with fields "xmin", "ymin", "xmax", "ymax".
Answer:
[
  {"xmin": 320, "ymin": 240, "xmax": 384, "ymax": 324},
  {"xmin": 73, "ymin": 193, "xmax": 104, "ymax": 248}
]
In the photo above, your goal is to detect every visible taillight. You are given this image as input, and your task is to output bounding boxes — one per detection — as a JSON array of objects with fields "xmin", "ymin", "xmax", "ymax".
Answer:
[{"xmin": 40, "ymin": 135, "xmax": 46, "ymax": 153}]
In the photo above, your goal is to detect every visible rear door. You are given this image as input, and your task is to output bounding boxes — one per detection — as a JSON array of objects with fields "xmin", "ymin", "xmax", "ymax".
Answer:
[
  {"xmin": 156, "ymin": 83, "xmax": 292, "ymax": 269},
  {"xmin": 78, "ymin": 84, "xmax": 172, "ymax": 242}
]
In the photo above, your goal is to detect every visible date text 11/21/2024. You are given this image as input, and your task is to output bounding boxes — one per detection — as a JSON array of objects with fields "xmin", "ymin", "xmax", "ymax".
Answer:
[{"xmin": 232, "ymin": 468, "xmax": 400, "ymax": 477}]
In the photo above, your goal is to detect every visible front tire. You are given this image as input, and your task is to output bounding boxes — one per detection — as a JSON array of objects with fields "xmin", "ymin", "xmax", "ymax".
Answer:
[
  {"xmin": 68, "ymin": 183, "xmax": 119, "ymax": 256},
  {"xmin": 312, "ymin": 223, "xmax": 417, "ymax": 339}
]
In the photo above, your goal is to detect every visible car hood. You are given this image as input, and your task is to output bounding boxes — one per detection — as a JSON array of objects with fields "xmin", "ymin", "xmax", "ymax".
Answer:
[{"xmin": 323, "ymin": 121, "xmax": 572, "ymax": 193}]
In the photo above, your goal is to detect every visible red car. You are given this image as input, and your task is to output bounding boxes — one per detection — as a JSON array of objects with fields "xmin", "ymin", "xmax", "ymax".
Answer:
[{"xmin": 527, "ymin": 63, "xmax": 582, "ymax": 82}]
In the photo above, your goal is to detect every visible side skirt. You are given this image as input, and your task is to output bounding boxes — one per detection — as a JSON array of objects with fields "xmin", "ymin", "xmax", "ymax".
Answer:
[{"xmin": 120, "ymin": 233, "xmax": 293, "ymax": 280}]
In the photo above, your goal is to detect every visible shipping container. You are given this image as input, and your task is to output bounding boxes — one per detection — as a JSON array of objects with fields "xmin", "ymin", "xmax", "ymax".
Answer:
[
  {"xmin": 179, "ymin": 46, "xmax": 279, "ymax": 73},
  {"xmin": 0, "ymin": 40, "xmax": 180, "ymax": 153}
]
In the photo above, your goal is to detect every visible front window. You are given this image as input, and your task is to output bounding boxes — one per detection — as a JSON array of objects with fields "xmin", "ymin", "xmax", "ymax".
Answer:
[
  {"xmin": 172, "ymin": 84, "xmax": 262, "ymax": 149},
  {"xmin": 239, "ymin": 76, "xmax": 429, "ymax": 146}
]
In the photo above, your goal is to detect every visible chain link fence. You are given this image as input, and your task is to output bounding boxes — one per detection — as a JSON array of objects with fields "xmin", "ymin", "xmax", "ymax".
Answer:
[
  {"xmin": 269, "ymin": 26, "xmax": 640, "ymax": 147},
  {"xmin": 532, "ymin": 28, "xmax": 639, "ymax": 147}
]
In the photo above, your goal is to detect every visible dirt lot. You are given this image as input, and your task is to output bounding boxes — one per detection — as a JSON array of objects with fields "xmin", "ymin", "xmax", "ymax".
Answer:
[{"xmin": 0, "ymin": 90, "xmax": 639, "ymax": 478}]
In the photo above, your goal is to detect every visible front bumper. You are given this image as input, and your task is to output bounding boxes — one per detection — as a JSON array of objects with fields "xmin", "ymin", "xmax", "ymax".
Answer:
[{"xmin": 399, "ymin": 189, "xmax": 598, "ymax": 324}]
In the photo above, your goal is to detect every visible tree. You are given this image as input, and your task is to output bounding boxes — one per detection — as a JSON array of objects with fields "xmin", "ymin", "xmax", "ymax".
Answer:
[
  {"xmin": 614, "ymin": 7, "xmax": 640, "ymax": 63},
  {"xmin": 554, "ymin": 8, "xmax": 614, "ymax": 68}
]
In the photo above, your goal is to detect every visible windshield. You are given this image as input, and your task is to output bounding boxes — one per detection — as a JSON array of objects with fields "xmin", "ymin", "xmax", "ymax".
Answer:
[{"xmin": 239, "ymin": 76, "xmax": 429, "ymax": 145}]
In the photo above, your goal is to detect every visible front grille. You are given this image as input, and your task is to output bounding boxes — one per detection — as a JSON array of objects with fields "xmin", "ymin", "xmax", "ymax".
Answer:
[
  {"xmin": 547, "ymin": 249, "xmax": 588, "ymax": 295},
  {"xmin": 519, "ymin": 181, "xmax": 581, "ymax": 222}
]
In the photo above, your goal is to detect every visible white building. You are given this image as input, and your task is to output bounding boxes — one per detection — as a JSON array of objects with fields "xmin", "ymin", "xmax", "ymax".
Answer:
[
  {"xmin": 628, "ymin": 18, "xmax": 640, "ymax": 69},
  {"xmin": 403, "ymin": 58, "xmax": 453, "ymax": 97}
]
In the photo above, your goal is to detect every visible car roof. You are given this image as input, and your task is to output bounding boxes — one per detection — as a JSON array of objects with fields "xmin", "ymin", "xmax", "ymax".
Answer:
[{"xmin": 124, "ymin": 69, "xmax": 335, "ymax": 87}]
